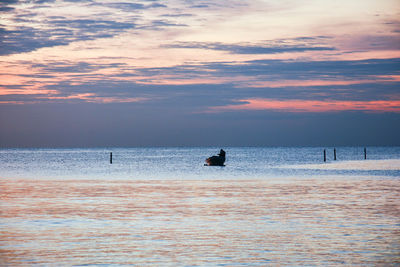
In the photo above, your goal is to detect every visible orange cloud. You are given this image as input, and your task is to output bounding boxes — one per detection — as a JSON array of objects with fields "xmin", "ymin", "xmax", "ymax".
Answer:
[
  {"xmin": 209, "ymin": 98, "xmax": 400, "ymax": 113},
  {"xmin": 0, "ymin": 88, "xmax": 58, "ymax": 96}
]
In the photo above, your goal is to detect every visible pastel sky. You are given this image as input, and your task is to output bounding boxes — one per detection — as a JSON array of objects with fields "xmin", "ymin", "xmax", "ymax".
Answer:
[{"xmin": 1, "ymin": 0, "xmax": 399, "ymax": 147}]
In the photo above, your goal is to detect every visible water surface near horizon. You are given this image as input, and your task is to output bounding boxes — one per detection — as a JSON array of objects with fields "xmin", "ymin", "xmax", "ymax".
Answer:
[{"xmin": 1, "ymin": 146, "xmax": 399, "ymax": 180}]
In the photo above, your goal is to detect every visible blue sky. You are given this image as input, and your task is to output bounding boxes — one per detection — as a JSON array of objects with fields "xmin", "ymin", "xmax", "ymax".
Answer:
[{"xmin": 0, "ymin": 0, "xmax": 399, "ymax": 146}]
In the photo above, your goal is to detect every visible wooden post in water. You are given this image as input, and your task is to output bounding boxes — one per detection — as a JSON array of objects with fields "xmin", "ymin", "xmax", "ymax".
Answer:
[
  {"xmin": 110, "ymin": 152, "xmax": 113, "ymax": 164},
  {"xmin": 364, "ymin": 147, "xmax": 366, "ymax": 160},
  {"xmin": 334, "ymin": 148, "xmax": 337, "ymax": 160},
  {"xmin": 324, "ymin": 149, "xmax": 326, "ymax": 162}
]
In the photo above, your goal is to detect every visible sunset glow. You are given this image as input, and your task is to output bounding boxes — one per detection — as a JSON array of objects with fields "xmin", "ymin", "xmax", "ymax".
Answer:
[
  {"xmin": 1, "ymin": 0, "xmax": 399, "ymax": 146},
  {"xmin": 210, "ymin": 99, "xmax": 400, "ymax": 113}
]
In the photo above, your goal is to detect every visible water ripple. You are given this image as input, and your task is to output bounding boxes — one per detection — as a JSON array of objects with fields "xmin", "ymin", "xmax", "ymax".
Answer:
[{"xmin": 1, "ymin": 179, "xmax": 399, "ymax": 265}]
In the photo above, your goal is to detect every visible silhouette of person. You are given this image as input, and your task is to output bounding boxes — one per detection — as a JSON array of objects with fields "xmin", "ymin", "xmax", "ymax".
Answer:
[{"xmin": 205, "ymin": 149, "xmax": 226, "ymax": 166}]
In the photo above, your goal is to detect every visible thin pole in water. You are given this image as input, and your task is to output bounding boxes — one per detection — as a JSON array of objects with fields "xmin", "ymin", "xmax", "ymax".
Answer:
[
  {"xmin": 110, "ymin": 152, "xmax": 113, "ymax": 164},
  {"xmin": 364, "ymin": 147, "xmax": 366, "ymax": 160},
  {"xmin": 324, "ymin": 149, "xmax": 326, "ymax": 162},
  {"xmin": 334, "ymin": 148, "xmax": 336, "ymax": 160}
]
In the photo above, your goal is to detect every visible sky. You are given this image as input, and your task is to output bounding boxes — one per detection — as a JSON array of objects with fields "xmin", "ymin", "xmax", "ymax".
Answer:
[{"xmin": 0, "ymin": 0, "xmax": 400, "ymax": 147}]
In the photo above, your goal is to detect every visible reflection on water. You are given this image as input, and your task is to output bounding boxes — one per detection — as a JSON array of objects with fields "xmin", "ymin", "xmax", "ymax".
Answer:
[{"xmin": 1, "ymin": 179, "xmax": 399, "ymax": 265}]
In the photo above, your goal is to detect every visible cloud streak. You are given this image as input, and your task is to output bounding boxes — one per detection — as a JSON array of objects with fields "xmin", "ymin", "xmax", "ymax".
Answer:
[
  {"xmin": 0, "ymin": 18, "xmax": 135, "ymax": 55},
  {"xmin": 209, "ymin": 99, "xmax": 400, "ymax": 113},
  {"xmin": 1, "ymin": 56, "xmax": 399, "ymax": 110},
  {"xmin": 164, "ymin": 40, "xmax": 335, "ymax": 54}
]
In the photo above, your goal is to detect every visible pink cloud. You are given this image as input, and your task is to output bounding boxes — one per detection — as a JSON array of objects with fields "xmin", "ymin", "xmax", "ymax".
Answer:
[
  {"xmin": 209, "ymin": 98, "xmax": 400, "ymax": 113},
  {"xmin": 240, "ymin": 75, "xmax": 400, "ymax": 88}
]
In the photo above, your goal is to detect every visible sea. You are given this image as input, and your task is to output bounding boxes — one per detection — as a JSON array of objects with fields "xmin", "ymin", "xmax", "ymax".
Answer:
[{"xmin": 1, "ymin": 147, "xmax": 399, "ymax": 266}]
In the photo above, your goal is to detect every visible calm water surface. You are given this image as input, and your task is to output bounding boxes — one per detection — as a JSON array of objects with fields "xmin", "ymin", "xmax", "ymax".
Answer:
[
  {"xmin": 1, "ymin": 147, "xmax": 400, "ymax": 265},
  {"xmin": 1, "ymin": 147, "xmax": 399, "ymax": 180}
]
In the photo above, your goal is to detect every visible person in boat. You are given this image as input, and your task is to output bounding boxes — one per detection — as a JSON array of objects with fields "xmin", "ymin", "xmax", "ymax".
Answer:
[{"xmin": 205, "ymin": 149, "xmax": 226, "ymax": 166}]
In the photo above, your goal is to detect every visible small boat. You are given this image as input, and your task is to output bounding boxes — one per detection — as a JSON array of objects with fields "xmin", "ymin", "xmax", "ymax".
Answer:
[{"xmin": 205, "ymin": 149, "xmax": 226, "ymax": 166}]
